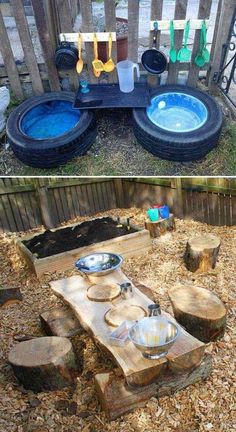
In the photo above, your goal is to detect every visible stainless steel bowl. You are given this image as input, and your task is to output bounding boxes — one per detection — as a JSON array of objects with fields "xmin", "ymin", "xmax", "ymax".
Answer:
[
  {"xmin": 75, "ymin": 253, "xmax": 123, "ymax": 276},
  {"xmin": 129, "ymin": 317, "xmax": 178, "ymax": 360}
]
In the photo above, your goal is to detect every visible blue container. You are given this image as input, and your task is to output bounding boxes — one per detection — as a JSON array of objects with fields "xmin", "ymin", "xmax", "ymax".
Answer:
[
  {"xmin": 159, "ymin": 205, "xmax": 170, "ymax": 219},
  {"xmin": 147, "ymin": 208, "xmax": 159, "ymax": 222}
]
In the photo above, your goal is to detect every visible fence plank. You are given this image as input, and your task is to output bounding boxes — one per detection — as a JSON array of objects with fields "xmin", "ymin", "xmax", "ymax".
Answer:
[
  {"xmin": 79, "ymin": 0, "xmax": 96, "ymax": 83},
  {"xmin": 0, "ymin": 8, "xmax": 23, "ymax": 99},
  {"xmin": 31, "ymin": 0, "xmax": 61, "ymax": 92},
  {"xmin": 167, "ymin": 0, "xmax": 188, "ymax": 84},
  {"xmin": 104, "ymin": 0, "xmax": 117, "ymax": 83},
  {"xmin": 55, "ymin": 0, "xmax": 78, "ymax": 90},
  {"xmin": 208, "ymin": 0, "xmax": 236, "ymax": 93},
  {"xmin": 187, "ymin": 0, "xmax": 213, "ymax": 87},
  {"xmin": 10, "ymin": 0, "xmax": 44, "ymax": 95},
  {"xmin": 148, "ymin": 0, "xmax": 164, "ymax": 86},
  {"xmin": 128, "ymin": 0, "xmax": 140, "ymax": 63}
]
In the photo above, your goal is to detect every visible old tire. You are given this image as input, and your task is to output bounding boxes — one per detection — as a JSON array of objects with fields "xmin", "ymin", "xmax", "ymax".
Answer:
[
  {"xmin": 133, "ymin": 85, "xmax": 223, "ymax": 162},
  {"xmin": 7, "ymin": 92, "xmax": 97, "ymax": 168}
]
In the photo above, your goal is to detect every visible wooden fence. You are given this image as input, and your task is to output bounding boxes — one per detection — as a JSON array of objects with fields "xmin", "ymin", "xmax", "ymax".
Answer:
[
  {"xmin": 0, "ymin": 0, "xmax": 232, "ymax": 98},
  {"xmin": 0, "ymin": 177, "xmax": 235, "ymax": 233}
]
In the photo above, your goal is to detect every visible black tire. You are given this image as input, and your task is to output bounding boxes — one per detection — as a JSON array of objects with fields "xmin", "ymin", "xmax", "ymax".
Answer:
[
  {"xmin": 133, "ymin": 85, "xmax": 223, "ymax": 162},
  {"xmin": 7, "ymin": 92, "xmax": 97, "ymax": 168}
]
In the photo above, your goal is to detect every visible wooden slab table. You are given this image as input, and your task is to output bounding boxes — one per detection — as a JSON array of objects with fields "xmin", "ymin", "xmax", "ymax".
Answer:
[{"xmin": 50, "ymin": 270, "xmax": 206, "ymax": 387}]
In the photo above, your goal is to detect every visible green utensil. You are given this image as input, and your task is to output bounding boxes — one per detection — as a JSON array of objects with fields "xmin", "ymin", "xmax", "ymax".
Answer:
[
  {"xmin": 169, "ymin": 20, "xmax": 177, "ymax": 63},
  {"xmin": 194, "ymin": 21, "xmax": 210, "ymax": 67},
  {"xmin": 177, "ymin": 20, "xmax": 191, "ymax": 62}
]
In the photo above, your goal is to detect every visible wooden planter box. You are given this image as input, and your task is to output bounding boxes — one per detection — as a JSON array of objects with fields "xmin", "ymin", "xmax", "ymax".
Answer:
[{"xmin": 15, "ymin": 217, "xmax": 152, "ymax": 278}]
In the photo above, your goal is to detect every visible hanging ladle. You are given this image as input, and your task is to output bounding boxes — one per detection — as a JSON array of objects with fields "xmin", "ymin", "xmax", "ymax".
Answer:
[
  {"xmin": 103, "ymin": 33, "xmax": 115, "ymax": 73},
  {"xmin": 177, "ymin": 20, "xmax": 191, "ymax": 62},
  {"xmin": 76, "ymin": 33, "xmax": 84, "ymax": 74},
  {"xmin": 194, "ymin": 21, "xmax": 210, "ymax": 67}
]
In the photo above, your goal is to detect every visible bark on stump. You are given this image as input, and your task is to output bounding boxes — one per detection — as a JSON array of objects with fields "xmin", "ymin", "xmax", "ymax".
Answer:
[
  {"xmin": 168, "ymin": 284, "xmax": 227, "ymax": 342},
  {"xmin": 0, "ymin": 286, "xmax": 22, "ymax": 307},
  {"xmin": 145, "ymin": 214, "xmax": 175, "ymax": 238},
  {"xmin": 8, "ymin": 337, "xmax": 78, "ymax": 392},
  {"xmin": 40, "ymin": 307, "xmax": 82, "ymax": 337},
  {"xmin": 184, "ymin": 235, "xmax": 221, "ymax": 273}
]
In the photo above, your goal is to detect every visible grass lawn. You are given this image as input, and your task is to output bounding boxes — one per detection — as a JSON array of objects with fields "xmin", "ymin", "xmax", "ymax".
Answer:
[{"xmin": 0, "ymin": 98, "xmax": 235, "ymax": 177}]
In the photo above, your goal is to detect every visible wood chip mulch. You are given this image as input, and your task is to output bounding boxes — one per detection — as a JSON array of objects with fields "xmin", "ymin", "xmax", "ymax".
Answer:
[{"xmin": 0, "ymin": 208, "xmax": 235, "ymax": 432}]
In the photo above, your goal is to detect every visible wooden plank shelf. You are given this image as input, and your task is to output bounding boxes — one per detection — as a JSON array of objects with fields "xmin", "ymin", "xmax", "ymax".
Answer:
[
  {"xmin": 59, "ymin": 32, "xmax": 117, "ymax": 43},
  {"xmin": 15, "ymin": 217, "xmax": 152, "ymax": 279},
  {"xmin": 150, "ymin": 19, "xmax": 210, "ymax": 31},
  {"xmin": 50, "ymin": 269, "xmax": 206, "ymax": 387}
]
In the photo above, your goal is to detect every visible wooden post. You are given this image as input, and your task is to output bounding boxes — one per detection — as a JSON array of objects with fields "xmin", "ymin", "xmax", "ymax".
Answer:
[
  {"xmin": 0, "ymin": 8, "xmax": 23, "ymax": 99},
  {"xmin": 37, "ymin": 186, "xmax": 55, "ymax": 229},
  {"xmin": 167, "ymin": 0, "xmax": 188, "ymax": 84},
  {"xmin": 208, "ymin": 0, "xmax": 236, "ymax": 94},
  {"xmin": 113, "ymin": 178, "xmax": 124, "ymax": 208},
  {"xmin": 172, "ymin": 178, "xmax": 184, "ymax": 219},
  {"xmin": 104, "ymin": 0, "xmax": 117, "ymax": 83},
  {"xmin": 187, "ymin": 0, "xmax": 213, "ymax": 87},
  {"xmin": 10, "ymin": 0, "xmax": 44, "ymax": 95},
  {"xmin": 128, "ymin": 0, "xmax": 140, "ymax": 63},
  {"xmin": 148, "ymin": 0, "xmax": 163, "ymax": 86},
  {"xmin": 79, "ymin": 0, "xmax": 96, "ymax": 83}
]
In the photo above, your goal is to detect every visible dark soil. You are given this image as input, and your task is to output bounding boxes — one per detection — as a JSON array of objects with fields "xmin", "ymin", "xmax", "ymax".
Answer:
[{"xmin": 23, "ymin": 217, "xmax": 137, "ymax": 259}]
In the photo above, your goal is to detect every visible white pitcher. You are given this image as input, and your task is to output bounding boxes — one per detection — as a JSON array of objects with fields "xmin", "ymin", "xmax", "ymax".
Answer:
[{"xmin": 116, "ymin": 60, "xmax": 140, "ymax": 93}]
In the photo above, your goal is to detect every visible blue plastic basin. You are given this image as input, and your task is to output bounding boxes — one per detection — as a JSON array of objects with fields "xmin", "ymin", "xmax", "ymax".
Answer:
[
  {"xmin": 147, "ymin": 92, "xmax": 208, "ymax": 133},
  {"xmin": 21, "ymin": 100, "xmax": 81, "ymax": 140}
]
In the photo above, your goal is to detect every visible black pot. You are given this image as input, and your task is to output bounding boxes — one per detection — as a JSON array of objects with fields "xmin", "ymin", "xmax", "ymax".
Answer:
[
  {"xmin": 55, "ymin": 42, "xmax": 78, "ymax": 71},
  {"xmin": 142, "ymin": 26, "xmax": 167, "ymax": 75}
]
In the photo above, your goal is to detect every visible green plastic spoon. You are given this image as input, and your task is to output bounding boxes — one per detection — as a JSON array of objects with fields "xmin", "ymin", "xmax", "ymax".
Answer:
[
  {"xmin": 195, "ymin": 21, "xmax": 210, "ymax": 67},
  {"xmin": 177, "ymin": 20, "xmax": 191, "ymax": 62},
  {"xmin": 169, "ymin": 20, "xmax": 177, "ymax": 63},
  {"xmin": 202, "ymin": 21, "xmax": 210, "ymax": 62}
]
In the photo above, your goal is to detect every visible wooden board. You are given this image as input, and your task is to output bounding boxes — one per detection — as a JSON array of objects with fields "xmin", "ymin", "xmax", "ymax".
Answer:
[
  {"xmin": 104, "ymin": 304, "xmax": 147, "ymax": 327},
  {"xmin": 16, "ymin": 217, "xmax": 151, "ymax": 278},
  {"xmin": 87, "ymin": 284, "xmax": 121, "ymax": 302},
  {"xmin": 95, "ymin": 354, "xmax": 212, "ymax": 420},
  {"xmin": 50, "ymin": 269, "xmax": 205, "ymax": 387}
]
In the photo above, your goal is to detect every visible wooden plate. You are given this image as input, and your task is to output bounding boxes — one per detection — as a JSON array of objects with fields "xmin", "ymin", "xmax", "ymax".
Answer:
[
  {"xmin": 87, "ymin": 284, "xmax": 120, "ymax": 302},
  {"xmin": 105, "ymin": 304, "xmax": 147, "ymax": 327}
]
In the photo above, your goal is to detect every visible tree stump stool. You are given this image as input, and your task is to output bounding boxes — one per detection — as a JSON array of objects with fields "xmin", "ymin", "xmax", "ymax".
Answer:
[
  {"xmin": 8, "ymin": 337, "xmax": 78, "ymax": 392},
  {"xmin": 40, "ymin": 307, "xmax": 82, "ymax": 337},
  {"xmin": 184, "ymin": 234, "xmax": 221, "ymax": 273},
  {"xmin": 145, "ymin": 214, "xmax": 175, "ymax": 238},
  {"xmin": 168, "ymin": 284, "xmax": 227, "ymax": 342}
]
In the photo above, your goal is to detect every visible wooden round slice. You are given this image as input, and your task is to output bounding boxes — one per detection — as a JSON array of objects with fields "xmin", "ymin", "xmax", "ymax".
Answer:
[
  {"xmin": 87, "ymin": 284, "xmax": 120, "ymax": 302},
  {"xmin": 105, "ymin": 304, "xmax": 147, "ymax": 327}
]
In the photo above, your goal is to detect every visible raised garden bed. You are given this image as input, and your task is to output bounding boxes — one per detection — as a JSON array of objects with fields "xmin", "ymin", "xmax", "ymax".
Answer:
[{"xmin": 16, "ymin": 216, "xmax": 152, "ymax": 278}]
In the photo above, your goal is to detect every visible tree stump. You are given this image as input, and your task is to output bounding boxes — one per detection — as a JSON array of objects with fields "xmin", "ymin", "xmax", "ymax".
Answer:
[
  {"xmin": 40, "ymin": 307, "xmax": 82, "ymax": 337},
  {"xmin": 184, "ymin": 235, "xmax": 221, "ymax": 273},
  {"xmin": 145, "ymin": 214, "xmax": 175, "ymax": 238},
  {"xmin": 0, "ymin": 286, "xmax": 22, "ymax": 307},
  {"xmin": 168, "ymin": 284, "xmax": 227, "ymax": 342},
  {"xmin": 8, "ymin": 337, "xmax": 78, "ymax": 392}
]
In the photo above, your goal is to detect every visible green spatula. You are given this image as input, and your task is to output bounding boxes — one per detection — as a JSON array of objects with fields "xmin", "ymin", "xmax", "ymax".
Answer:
[
  {"xmin": 194, "ymin": 21, "xmax": 210, "ymax": 67},
  {"xmin": 177, "ymin": 20, "xmax": 191, "ymax": 62},
  {"xmin": 169, "ymin": 20, "xmax": 177, "ymax": 63}
]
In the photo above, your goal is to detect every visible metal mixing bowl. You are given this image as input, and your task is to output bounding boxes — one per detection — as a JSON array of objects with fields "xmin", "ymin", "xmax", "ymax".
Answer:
[
  {"xmin": 75, "ymin": 253, "xmax": 123, "ymax": 276},
  {"xmin": 129, "ymin": 317, "xmax": 178, "ymax": 359}
]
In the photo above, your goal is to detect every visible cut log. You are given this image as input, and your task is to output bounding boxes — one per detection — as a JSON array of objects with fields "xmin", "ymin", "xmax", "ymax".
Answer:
[
  {"xmin": 168, "ymin": 284, "xmax": 227, "ymax": 342},
  {"xmin": 40, "ymin": 307, "xmax": 82, "ymax": 337},
  {"xmin": 0, "ymin": 286, "xmax": 22, "ymax": 307},
  {"xmin": 145, "ymin": 214, "xmax": 176, "ymax": 238},
  {"xmin": 95, "ymin": 354, "xmax": 212, "ymax": 420},
  {"xmin": 184, "ymin": 234, "xmax": 221, "ymax": 273},
  {"xmin": 8, "ymin": 337, "xmax": 78, "ymax": 392},
  {"xmin": 50, "ymin": 271, "xmax": 205, "ymax": 387},
  {"xmin": 87, "ymin": 284, "xmax": 121, "ymax": 302}
]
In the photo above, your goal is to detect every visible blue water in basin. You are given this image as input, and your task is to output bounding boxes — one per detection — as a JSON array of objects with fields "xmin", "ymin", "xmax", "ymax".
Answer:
[
  {"xmin": 147, "ymin": 92, "xmax": 208, "ymax": 133},
  {"xmin": 21, "ymin": 100, "xmax": 81, "ymax": 140}
]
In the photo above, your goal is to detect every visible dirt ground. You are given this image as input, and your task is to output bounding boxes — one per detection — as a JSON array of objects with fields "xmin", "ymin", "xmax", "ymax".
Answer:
[{"xmin": 0, "ymin": 208, "xmax": 235, "ymax": 432}]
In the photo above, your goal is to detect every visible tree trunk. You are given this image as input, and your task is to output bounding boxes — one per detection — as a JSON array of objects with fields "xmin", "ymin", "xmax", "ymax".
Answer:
[
  {"xmin": 145, "ymin": 214, "xmax": 176, "ymax": 238},
  {"xmin": 184, "ymin": 234, "xmax": 221, "ymax": 273},
  {"xmin": 8, "ymin": 336, "xmax": 78, "ymax": 392},
  {"xmin": 168, "ymin": 284, "xmax": 227, "ymax": 342}
]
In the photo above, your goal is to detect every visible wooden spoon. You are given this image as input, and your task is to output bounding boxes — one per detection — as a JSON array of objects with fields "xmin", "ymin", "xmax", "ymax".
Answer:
[
  {"xmin": 103, "ymin": 33, "xmax": 115, "ymax": 73},
  {"xmin": 76, "ymin": 33, "xmax": 84, "ymax": 74},
  {"xmin": 92, "ymin": 34, "xmax": 104, "ymax": 73}
]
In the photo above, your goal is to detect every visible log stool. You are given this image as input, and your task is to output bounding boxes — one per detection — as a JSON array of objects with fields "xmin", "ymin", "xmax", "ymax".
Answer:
[
  {"xmin": 184, "ymin": 234, "xmax": 221, "ymax": 273},
  {"xmin": 145, "ymin": 214, "xmax": 175, "ymax": 238},
  {"xmin": 40, "ymin": 307, "xmax": 81, "ymax": 337},
  {"xmin": 168, "ymin": 284, "xmax": 227, "ymax": 342},
  {"xmin": 8, "ymin": 336, "xmax": 78, "ymax": 392}
]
